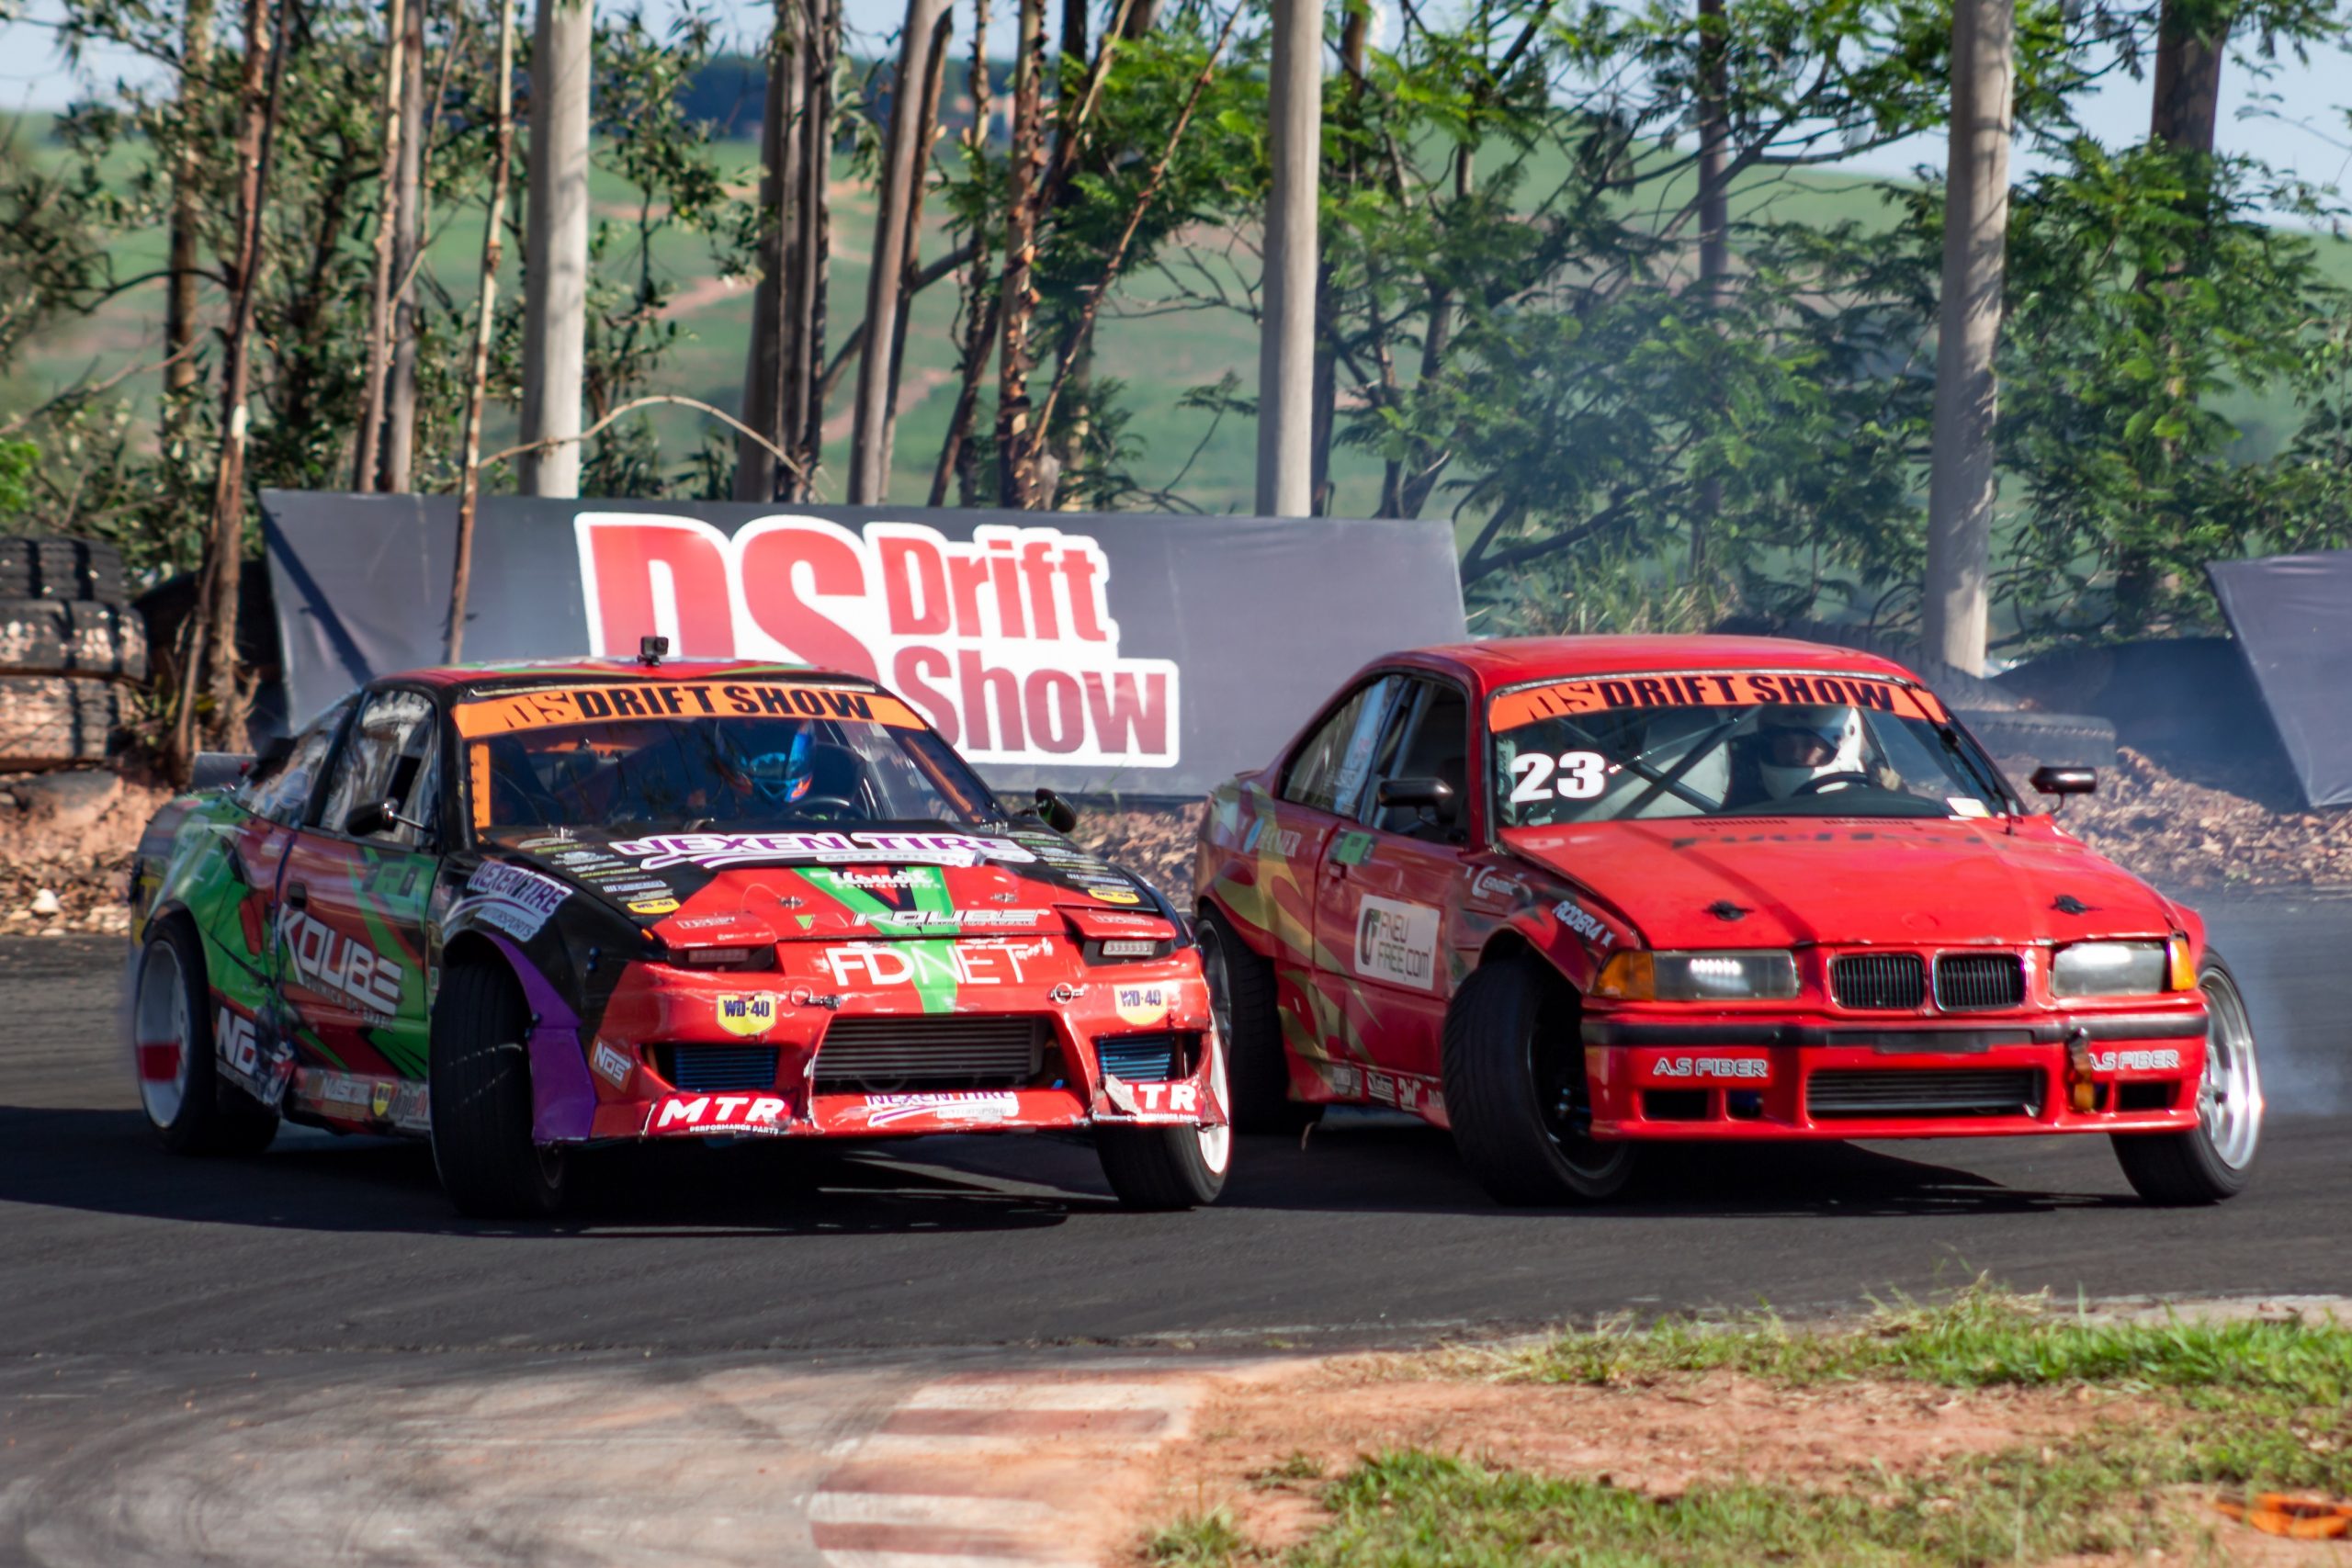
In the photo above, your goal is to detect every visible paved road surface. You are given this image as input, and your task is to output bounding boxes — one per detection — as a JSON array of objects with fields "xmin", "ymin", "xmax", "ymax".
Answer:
[{"xmin": 1, "ymin": 896, "xmax": 2345, "ymax": 1562}]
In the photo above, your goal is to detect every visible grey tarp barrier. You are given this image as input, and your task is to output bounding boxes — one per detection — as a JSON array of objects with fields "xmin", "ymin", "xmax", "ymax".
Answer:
[
  {"xmin": 259, "ymin": 491, "xmax": 1468, "ymax": 798},
  {"xmin": 2208, "ymin": 551, "xmax": 2352, "ymax": 808}
]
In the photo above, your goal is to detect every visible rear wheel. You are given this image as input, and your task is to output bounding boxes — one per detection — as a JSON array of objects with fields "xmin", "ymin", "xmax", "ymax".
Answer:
[
  {"xmin": 1442, "ymin": 955, "xmax": 1634, "ymax": 1205},
  {"xmin": 2111, "ymin": 952, "xmax": 2261, "ymax": 1205},
  {"xmin": 429, "ymin": 963, "xmax": 567, "ymax": 1217},
  {"xmin": 1198, "ymin": 910, "xmax": 1318, "ymax": 1134},
  {"xmin": 132, "ymin": 920, "xmax": 278, "ymax": 1156},
  {"xmin": 1095, "ymin": 1029, "xmax": 1231, "ymax": 1210}
]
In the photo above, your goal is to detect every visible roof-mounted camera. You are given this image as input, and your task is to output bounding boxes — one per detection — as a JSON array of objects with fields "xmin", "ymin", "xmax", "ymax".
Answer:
[{"xmin": 638, "ymin": 635, "xmax": 670, "ymax": 667}]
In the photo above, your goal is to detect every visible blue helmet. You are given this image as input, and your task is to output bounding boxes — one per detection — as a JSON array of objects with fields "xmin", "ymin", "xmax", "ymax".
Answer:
[{"xmin": 733, "ymin": 727, "xmax": 815, "ymax": 804}]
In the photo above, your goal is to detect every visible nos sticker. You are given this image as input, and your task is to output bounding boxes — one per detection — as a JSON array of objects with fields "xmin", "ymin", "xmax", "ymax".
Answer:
[{"xmin": 1354, "ymin": 896, "xmax": 1441, "ymax": 992}]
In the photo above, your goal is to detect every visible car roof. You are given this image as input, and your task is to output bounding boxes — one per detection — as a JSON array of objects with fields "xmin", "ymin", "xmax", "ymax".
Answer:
[
  {"xmin": 1386, "ymin": 635, "xmax": 1925, "ymax": 697},
  {"xmin": 382, "ymin": 658, "xmax": 879, "ymax": 699}
]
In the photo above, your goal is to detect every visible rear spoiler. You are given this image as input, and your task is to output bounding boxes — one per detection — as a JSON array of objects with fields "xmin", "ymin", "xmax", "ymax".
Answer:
[{"xmin": 188, "ymin": 733, "xmax": 289, "ymax": 791}]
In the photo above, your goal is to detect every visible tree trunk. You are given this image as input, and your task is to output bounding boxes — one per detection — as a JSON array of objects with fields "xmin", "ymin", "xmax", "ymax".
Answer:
[
  {"xmin": 1046, "ymin": 0, "xmax": 1095, "ymax": 508},
  {"xmin": 934, "ymin": 0, "xmax": 992, "ymax": 506},
  {"xmin": 880, "ymin": 7, "xmax": 952, "ymax": 491},
  {"xmin": 352, "ymin": 0, "xmax": 409, "ymax": 491},
  {"xmin": 1306, "ymin": 0, "xmax": 1365, "ymax": 518},
  {"xmin": 519, "ymin": 0, "xmax": 593, "ymax": 496},
  {"xmin": 736, "ymin": 7, "xmax": 792, "ymax": 501},
  {"xmin": 2149, "ymin": 0, "xmax": 2230, "ymax": 152},
  {"xmin": 164, "ymin": 0, "xmax": 216, "ymax": 430},
  {"xmin": 993, "ymin": 0, "xmax": 1047, "ymax": 507},
  {"xmin": 780, "ymin": 0, "xmax": 836, "ymax": 501},
  {"xmin": 449, "ymin": 0, "xmax": 518, "ymax": 662},
  {"xmin": 2117, "ymin": 0, "xmax": 2233, "ymax": 629},
  {"xmin": 382, "ymin": 0, "xmax": 425, "ymax": 491},
  {"xmin": 1254, "ymin": 0, "xmax": 1319, "ymax": 517},
  {"xmin": 1690, "ymin": 0, "xmax": 1728, "ymax": 573},
  {"xmin": 1921, "ymin": 0, "xmax": 2014, "ymax": 675},
  {"xmin": 849, "ymin": 0, "xmax": 951, "ymax": 502},
  {"xmin": 175, "ymin": 0, "xmax": 293, "ymax": 770}
]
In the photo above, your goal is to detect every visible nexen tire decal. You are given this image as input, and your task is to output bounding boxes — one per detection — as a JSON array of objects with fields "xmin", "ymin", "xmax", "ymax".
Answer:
[{"xmin": 575, "ymin": 514, "xmax": 1180, "ymax": 769}]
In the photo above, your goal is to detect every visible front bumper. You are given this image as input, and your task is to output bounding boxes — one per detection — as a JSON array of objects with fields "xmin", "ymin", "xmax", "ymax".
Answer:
[
  {"xmin": 547, "ymin": 949, "xmax": 1224, "ymax": 1143},
  {"xmin": 1579, "ymin": 1004, "xmax": 2208, "ymax": 1140}
]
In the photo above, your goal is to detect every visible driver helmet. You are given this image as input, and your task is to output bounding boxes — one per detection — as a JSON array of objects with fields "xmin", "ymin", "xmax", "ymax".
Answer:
[
  {"xmin": 729, "ymin": 726, "xmax": 816, "ymax": 804},
  {"xmin": 1758, "ymin": 705, "xmax": 1867, "ymax": 799}
]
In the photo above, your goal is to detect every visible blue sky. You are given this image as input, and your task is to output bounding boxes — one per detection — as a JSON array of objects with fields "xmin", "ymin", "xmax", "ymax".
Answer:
[{"xmin": 6, "ymin": 0, "xmax": 2349, "ymax": 220}]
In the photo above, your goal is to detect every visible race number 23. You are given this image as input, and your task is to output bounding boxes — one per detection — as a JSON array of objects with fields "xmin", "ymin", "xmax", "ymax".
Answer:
[{"xmin": 1510, "ymin": 750, "xmax": 1608, "ymax": 803}]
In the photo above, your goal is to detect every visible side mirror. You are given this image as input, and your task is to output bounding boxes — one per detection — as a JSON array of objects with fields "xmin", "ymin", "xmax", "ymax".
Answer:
[
  {"xmin": 2030, "ymin": 766, "xmax": 2098, "ymax": 797},
  {"xmin": 344, "ymin": 798, "xmax": 423, "ymax": 838},
  {"xmin": 1032, "ymin": 787, "xmax": 1080, "ymax": 834},
  {"xmin": 1377, "ymin": 776, "xmax": 1458, "ymax": 820}
]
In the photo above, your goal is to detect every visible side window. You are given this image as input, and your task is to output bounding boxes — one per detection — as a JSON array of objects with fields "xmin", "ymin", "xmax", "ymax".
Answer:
[
  {"xmin": 316, "ymin": 691, "xmax": 439, "ymax": 845},
  {"xmin": 1372, "ymin": 679, "xmax": 1471, "ymax": 839},
  {"xmin": 245, "ymin": 697, "xmax": 353, "ymax": 827},
  {"xmin": 1280, "ymin": 676, "xmax": 1399, "ymax": 817}
]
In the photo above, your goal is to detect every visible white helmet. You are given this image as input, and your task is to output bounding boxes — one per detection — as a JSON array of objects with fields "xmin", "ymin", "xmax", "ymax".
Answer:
[{"xmin": 1758, "ymin": 706, "xmax": 1867, "ymax": 800}]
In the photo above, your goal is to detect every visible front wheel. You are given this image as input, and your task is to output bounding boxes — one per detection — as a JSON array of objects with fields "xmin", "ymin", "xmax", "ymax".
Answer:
[
  {"xmin": 1442, "ymin": 955, "xmax": 1634, "ymax": 1205},
  {"xmin": 1198, "ymin": 910, "xmax": 1318, "ymax": 1134},
  {"xmin": 2111, "ymin": 951, "xmax": 2261, "ymax": 1205},
  {"xmin": 1095, "ymin": 1030, "xmax": 1231, "ymax": 1210},
  {"xmin": 429, "ymin": 962, "xmax": 568, "ymax": 1218},
  {"xmin": 132, "ymin": 920, "xmax": 278, "ymax": 1156}
]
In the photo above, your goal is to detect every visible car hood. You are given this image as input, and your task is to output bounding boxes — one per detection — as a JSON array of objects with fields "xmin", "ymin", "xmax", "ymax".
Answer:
[
  {"xmin": 481, "ymin": 822, "xmax": 1169, "ymax": 942},
  {"xmin": 1500, "ymin": 816, "xmax": 2180, "ymax": 951}
]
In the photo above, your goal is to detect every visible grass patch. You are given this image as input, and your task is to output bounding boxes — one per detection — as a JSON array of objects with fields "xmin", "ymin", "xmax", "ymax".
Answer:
[
  {"xmin": 1148, "ymin": 1509, "xmax": 1253, "ymax": 1564},
  {"xmin": 1158, "ymin": 1287, "xmax": 2352, "ymax": 1564}
]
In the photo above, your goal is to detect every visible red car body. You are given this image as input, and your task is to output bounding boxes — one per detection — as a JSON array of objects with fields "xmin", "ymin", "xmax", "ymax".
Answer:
[
  {"xmin": 1195, "ymin": 636, "xmax": 2254, "ymax": 1201},
  {"xmin": 130, "ymin": 657, "xmax": 1227, "ymax": 1214}
]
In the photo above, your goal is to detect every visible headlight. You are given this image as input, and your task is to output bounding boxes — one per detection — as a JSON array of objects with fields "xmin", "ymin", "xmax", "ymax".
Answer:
[
  {"xmin": 1595, "ymin": 950, "xmax": 1798, "ymax": 1001},
  {"xmin": 2051, "ymin": 941, "xmax": 2168, "ymax": 998}
]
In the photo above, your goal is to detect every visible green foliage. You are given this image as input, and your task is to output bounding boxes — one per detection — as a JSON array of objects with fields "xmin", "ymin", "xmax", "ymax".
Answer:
[{"xmin": 0, "ymin": 438, "xmax": 36, "ymax": 518}]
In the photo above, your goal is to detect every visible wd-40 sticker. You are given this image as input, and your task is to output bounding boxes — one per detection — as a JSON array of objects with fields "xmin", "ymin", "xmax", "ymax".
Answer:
[
  {"xmin": 1354, "ymin": 896, "xmax": 1441, "ymax": 991},
  {"xmin": 452, "ymin": 862, "xmax": 571, "ymax": 941},
  {"xmin": 612, "ymin": 830, "xmax": 1036, "ymax": 871},
  {"xmin": 575, "ymin": 516, "xmax": 1179, "ymax": 769},
  {"xmin": 278, "ymin": 907, "xmax": 405, "ymax": 1021},
  {"xmin": 714, "ymin": 993, "xmax": 780, "ymax": 1037}
]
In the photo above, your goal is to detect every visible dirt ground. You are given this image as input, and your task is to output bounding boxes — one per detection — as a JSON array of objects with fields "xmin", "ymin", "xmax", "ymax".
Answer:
[{"xmin": 1120, "ymin": 1355, "xmax": 2350, "ymax": 1565}]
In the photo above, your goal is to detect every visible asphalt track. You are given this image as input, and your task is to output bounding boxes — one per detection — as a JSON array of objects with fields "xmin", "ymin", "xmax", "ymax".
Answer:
[{"xmin": 1, "ymin": 897, "xmax": 2347, "ymax": 1562}]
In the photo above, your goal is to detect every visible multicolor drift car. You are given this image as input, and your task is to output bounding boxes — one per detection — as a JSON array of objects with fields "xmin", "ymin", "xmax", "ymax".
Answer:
[
  {"xmin": 1196, "ymin": 635, "xmax": 2260, "ymax": 1206},
  {"xmin": 127, "ymin": 652, "xmax": 1227, "ymax": 1215}
]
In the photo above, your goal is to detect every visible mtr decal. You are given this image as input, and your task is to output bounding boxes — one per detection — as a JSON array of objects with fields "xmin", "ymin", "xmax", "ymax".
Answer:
[{"xmin": 576, "ymin": 513, "xmax": 1179, "ymax": 769}]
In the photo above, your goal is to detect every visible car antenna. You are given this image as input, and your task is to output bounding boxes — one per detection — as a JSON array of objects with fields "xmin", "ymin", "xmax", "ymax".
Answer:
[{"xmin": 638, "ymin": 635, "xmax": 669, "ymax": 668}]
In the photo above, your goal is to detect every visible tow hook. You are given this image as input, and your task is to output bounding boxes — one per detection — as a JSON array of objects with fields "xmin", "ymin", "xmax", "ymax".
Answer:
[{"xmin": 2065, "ymin": 1026, "xmax": 2097, "ymax": 1112}]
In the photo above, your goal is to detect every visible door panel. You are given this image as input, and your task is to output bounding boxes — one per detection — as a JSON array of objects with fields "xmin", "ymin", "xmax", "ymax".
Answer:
[
  {"xmin": 274, "ymin": 690, "xmax": 441, "ymax": 1103},
  {"xmin": 1311, "ymin": 678, "xmax": 1473, "ymax": 1092}
]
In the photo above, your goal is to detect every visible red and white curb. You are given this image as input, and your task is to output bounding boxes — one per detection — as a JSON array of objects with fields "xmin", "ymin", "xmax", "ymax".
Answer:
[{"xmin": 811, "ymin": 1371, "xmax": 1216, "ymax": 1568}]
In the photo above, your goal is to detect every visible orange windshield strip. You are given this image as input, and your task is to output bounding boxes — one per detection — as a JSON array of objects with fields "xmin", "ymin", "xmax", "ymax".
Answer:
[
  {"xmin": 454, "ymin": 681, "xmax": 925, "ymax": 738},
  {"xmin": 1489, "ymin": 672, "xmax": 1939, "ymax": 732}
]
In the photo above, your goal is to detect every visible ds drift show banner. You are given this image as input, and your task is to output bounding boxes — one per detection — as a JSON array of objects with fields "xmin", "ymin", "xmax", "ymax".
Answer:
[{"xmin": 260, "ymin": 492, "xmax": 1468, "ymax": 796}]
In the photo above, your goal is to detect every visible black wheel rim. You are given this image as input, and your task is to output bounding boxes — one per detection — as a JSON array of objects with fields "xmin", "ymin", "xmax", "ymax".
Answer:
[{"xmin": 1532, "ymin": 1036, "xmax": 1623, "ymax": 1179}]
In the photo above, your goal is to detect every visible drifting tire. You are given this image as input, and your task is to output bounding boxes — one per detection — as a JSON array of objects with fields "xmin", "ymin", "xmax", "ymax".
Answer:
[
  {"xmin": 0, "ymin": 536, "xmax": 127, "ymax": 603},
  {"xmin": 1095, "ymin": 1032, "xmax": 1231, "ymax": 1210},
  {"xmin": 1198, "ymin": 909, "xmax": 1318, "ymax": 1134},
  {"xmin": 1442, "ymin": 954, "xmax": 1635, "ymax": 1205},
  {"xmin": 131, "ymin": 919, "xmax": 279, "ymax": 1156},
  {"xmin": 0, "ymin": 675, "xmax": 127, "ymax": 768},
  {"xmin": 429, "ymin": 962, "xmax": 568, "ymax": 1217},
  {"xmin": 2111, "ymin": 952, "xmax": 2261, "ymax": 1205},
  {"xmin": 0, "ymin": 597, "xmax": 148, "ymax": 681}
]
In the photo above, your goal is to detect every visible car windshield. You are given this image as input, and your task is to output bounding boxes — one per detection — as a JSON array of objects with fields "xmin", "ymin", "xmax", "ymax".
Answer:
[
  {"xmin": 454, "ymin": 677, "xmax": 998, "ymax": 832},
  {"xmin": 1488, "ymin": 671, "xmax": 2013, "ymax": 826}
]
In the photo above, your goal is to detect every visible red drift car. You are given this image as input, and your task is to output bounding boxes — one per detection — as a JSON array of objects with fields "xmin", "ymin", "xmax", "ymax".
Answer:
[
  {"xmin": 1195, "ymin": 636, "xmax": 2260, "ymax": 1207},
  {"xmin": 129, "ymin": 654, "xmax": 1227, "ymax": 1216}
]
